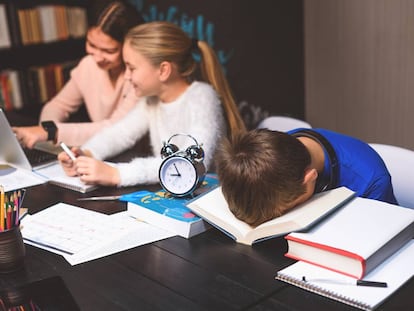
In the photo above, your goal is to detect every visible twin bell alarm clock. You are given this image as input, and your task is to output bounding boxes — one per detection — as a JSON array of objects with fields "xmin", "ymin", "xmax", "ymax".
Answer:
[{"xmin": 159, "ymin": 134, "xmax": 206, "ymax": 197}]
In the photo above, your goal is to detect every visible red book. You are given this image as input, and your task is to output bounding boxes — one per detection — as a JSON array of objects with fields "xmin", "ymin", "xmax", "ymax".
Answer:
[{"xmin": 284, "ymin": 197, "xmax": 414, "ymax": 279}]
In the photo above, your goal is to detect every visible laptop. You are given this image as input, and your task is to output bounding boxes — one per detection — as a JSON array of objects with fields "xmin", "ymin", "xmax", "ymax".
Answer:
[{"xmin": 0, "ymin": 108, "xmax": 58, "ymax": 170}]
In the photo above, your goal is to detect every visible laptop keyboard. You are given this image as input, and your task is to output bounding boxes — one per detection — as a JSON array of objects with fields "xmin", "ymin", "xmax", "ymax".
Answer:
[{"xmin": 24, "ymin": 148, "xmax": 57, "ymax": 166}]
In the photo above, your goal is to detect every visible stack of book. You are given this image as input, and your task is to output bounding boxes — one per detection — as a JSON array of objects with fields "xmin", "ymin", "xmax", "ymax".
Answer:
[{"xmin": 277, "ymin": 197, "xmax": 414, "ymax": 310}]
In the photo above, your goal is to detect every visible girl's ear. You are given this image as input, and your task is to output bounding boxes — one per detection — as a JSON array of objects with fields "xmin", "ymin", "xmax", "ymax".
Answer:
[{"xmin": 158, "ymin": 61, "xmax": 172, "ymax": 81}]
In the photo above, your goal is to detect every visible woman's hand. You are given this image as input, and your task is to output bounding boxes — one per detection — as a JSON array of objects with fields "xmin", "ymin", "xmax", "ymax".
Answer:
[{"xmin": 12, "ymin": 126, "xmax": 48, "ymax": 148}]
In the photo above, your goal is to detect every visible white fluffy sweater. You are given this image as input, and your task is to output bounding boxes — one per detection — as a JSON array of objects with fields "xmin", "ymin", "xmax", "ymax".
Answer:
[{"xmin": 82, "ymin": 81, "xmax": 225, "ymax": 186}]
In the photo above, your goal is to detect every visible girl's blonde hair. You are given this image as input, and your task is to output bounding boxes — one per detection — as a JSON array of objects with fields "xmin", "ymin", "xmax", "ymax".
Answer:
[{"xmin": 125, "ymin": 21, "xmax": 246, "ymax": 137}]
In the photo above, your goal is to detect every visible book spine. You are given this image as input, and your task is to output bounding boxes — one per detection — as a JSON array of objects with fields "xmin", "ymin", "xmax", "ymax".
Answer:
[
  {"xmin": 4, "ymin": 2, "xmax": 21, "ymax": 46},
  {"xmin": 364, "ymin": 222, "xmax": 414, "ymax": 275},
  {"xmin": 285, "ymin": 235, "xmax": 365, "ymax": 262},
  {"xmin": 285, "ymin": 235, "xmax": 366, "ymax": 279},
  {"xmin": 0, "ymin": 4, "xmax": 11, "ymax": 49}
]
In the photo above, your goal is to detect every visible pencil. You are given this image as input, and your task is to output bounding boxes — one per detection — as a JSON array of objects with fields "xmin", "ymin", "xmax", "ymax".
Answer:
[
  {"xmin": 17, "ymin": 190, "xmax": 22, "ymax": 208},
  {"xmin": 13, "ymin": 191, "xmax": 19, "ymax": 225},
  {"xmin": 0, "ymin": 186, "xmax": 4, "ymax": 231},
  {"xmin": 6, "ymin": 202, "xmax": 12, "ymax": 230}
]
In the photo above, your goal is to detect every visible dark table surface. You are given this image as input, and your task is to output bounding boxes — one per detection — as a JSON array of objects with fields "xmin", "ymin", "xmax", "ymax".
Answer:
[{"xmin": 1, "ymin": 111, "xmax": 413, "ymax": 311}]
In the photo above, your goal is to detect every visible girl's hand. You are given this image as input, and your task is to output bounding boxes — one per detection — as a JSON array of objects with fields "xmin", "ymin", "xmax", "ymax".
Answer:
[
  {"xmin": 58, "ymin": 146, "xmax": 84, "ymax": 177},
  {"xmin": 75, "ymin": 157, "xmax": 120, "ymax": 186}
]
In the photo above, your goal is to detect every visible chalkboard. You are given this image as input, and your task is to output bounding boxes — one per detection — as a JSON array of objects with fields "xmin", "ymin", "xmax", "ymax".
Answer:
[{"xmin": 130, "ymin": 0, "xmax": 304, "ymax": 129}]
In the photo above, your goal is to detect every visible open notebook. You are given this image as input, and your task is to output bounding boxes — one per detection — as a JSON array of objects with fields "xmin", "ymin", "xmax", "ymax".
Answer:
[
  {"xmin": 34, "ymin": 163, "xmax": 97, "ymax": 193},
  {"xmin": 276, "ymin": 239, "xmax": 414, "ymax": 311}
]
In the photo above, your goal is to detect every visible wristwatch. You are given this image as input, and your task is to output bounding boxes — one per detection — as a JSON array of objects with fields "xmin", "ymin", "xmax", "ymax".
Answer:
[{"xmin": 41, "ymin": 121, "xmax": 58, "ymax": 142}]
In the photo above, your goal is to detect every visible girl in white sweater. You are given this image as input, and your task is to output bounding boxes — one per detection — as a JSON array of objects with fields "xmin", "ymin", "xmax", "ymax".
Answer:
[{"xmin": 58, "ymin": 21, "xmax": 246, "ymax": 186}]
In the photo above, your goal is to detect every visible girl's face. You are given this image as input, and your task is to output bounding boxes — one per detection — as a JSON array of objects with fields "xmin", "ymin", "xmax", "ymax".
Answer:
[
  {"xmin": 123, "ymin": 42, "xmax": 162, "ymax": 98},
  {"xmin": 86, "ymin": 27, "xmax": 123, "ymax": 72}
]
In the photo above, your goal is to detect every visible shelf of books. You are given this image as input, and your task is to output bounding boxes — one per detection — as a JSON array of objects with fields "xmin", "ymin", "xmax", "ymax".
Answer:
[
  {"xmin": 0, "ymin": 0, "xmax": 87, "ymax": 114},
  {"xmin": 0, "ymin": 1, "xmax": 87, "ymax": 48}
]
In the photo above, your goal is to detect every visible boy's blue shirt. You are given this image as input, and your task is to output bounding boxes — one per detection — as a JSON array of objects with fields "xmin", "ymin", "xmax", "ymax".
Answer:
[{"xmin": 288, "ymin": 128, "xmax": 398, "ymax": 205}]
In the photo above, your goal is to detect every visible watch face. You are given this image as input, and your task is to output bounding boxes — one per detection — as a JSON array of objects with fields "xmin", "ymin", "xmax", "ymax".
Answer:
[{"xmin": 159, "ymin": 156, "xmax": 198, "ymax": 196}]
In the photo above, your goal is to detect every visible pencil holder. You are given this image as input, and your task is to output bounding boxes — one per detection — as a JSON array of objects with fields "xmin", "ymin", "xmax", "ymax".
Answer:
[{"xmin": 0, "ymin": 225, "xmax": 25, "ymax": 273}]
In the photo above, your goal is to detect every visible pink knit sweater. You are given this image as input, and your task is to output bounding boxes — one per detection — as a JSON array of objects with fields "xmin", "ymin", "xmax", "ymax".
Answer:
[{"xmin": 40, "ymin": 55, "xmax": 138, "ymax": 146}]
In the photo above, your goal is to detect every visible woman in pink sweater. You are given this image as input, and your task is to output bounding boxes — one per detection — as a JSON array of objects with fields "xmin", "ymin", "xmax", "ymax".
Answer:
[{"xmin": 13, "ymin": 0, "xmax": 144, "ymax": 147}]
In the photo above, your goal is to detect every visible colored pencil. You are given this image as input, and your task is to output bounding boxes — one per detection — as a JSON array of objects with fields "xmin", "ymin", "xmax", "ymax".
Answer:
[{"xmin": 0, "ymin": 186, "xmax": 4, "ymax": 231}]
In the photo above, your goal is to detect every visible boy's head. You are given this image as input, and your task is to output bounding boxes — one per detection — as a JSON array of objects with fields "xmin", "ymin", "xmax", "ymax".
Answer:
[{"xmin": 215, "ymin": 128, "xmax": 317, "ymax": 227}]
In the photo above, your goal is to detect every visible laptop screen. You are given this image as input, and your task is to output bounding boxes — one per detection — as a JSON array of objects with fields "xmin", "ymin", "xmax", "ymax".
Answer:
[{"xmin": 0, "ymin": 109, "xmax": 57, "ymax": 170}]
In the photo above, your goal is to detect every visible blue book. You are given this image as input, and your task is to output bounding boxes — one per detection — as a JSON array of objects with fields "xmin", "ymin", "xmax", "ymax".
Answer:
[{"xmin": 124, "ymin": 174, "xmax": 219, "ymax": 238}]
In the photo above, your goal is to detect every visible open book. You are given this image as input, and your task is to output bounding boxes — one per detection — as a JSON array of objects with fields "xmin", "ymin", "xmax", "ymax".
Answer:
[
  {"xmin": 186, "ymin": 186, "xmax": 355, "ymax": 245},
  {"xmin": 276, "ymin": 240, "xmax": 414, "ymax": 311},
  {"xmin": 284, "ymin": 197, "xmax": 414, "ymax": 279}
]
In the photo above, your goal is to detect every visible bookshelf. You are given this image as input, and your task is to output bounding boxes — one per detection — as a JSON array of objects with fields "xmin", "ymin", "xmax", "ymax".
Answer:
[{"xmin": 0, "ymin": 0, "xmax": 88, "ymax": 117}]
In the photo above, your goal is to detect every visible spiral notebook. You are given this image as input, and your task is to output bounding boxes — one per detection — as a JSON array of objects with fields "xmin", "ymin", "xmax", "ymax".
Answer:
[{"xmin": 275, "ymin": 240, "xmax": 414, "ymax": 311}]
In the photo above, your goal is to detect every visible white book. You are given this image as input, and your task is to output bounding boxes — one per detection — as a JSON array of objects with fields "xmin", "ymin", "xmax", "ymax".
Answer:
[
  {"xmin": 66, "ymin": 7, "xmax": 87, "ymax": 38},
  {"xmin": 0, "ymin": 4, "xmax": 11, "ymax": 48},
  {"xmin": 7, "ymin": 70, "xmax": 23, "ymax": 109},
  {"xmin": 38, "ymin": 5, "xmax": 58, "ymax": 42},
  {"xmin": 276, "ymin": 239, "xmax": 414, "ymax": 311},
  {"xmin": 127, "ymin": 199, "xmax": 209, "ymax": 239},
  {"xmin": 186, "ymin": 186, "xmax": 355, "ymax": 245},
  {"xmin": 284, "ymin": 197, "xmax": 414, "ymax": 279},
  {"xmin": 126, "ymin": 174, "xmax": 220, "ymax": 238}
]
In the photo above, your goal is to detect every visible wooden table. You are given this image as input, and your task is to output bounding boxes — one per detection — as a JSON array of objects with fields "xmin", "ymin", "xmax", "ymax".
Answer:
[{"xmin": 1, "ymin": 111, "xmax": 412, "ymax": 310}]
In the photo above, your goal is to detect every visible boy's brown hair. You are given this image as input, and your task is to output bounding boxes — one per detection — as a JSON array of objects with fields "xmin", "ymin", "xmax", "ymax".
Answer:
[{"xmin": 215, "ymin": 129, "xmax": 311, "ymax": 227}]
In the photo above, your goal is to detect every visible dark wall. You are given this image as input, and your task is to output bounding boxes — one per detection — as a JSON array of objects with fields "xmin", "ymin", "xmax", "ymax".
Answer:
[{"xmin": 130, "ymin": 0, "xmax": 304, "ymax": 129}]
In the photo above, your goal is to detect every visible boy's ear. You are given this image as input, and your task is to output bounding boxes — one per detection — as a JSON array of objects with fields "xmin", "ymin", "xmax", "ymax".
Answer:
[
  {"xmin": 303, "ymin": 168, "xmax": 318, "ymax": 185},
  {"xmin": 158, "ymin": 61, "xmax": 172, "ymax": 81}
]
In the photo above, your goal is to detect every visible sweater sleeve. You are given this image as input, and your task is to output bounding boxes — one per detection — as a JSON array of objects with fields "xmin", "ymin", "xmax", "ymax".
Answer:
[
  {"xmin": 39, "ymin": 75, "xmax": 84, "ymax": 123},
  {"xmin": 115, "ymin": 82, "xmax": 225, "ymax": 186},
  {"xmin": 40, "ymin": 56, "xmax": 139, "ymax": 146},
  {"xmin": 116, "ymin": 156, "xmax": 163, "ymax": 186},
  {"xmin": 82, "ymin": 99, "xmax": 149, "ymax": 160}
]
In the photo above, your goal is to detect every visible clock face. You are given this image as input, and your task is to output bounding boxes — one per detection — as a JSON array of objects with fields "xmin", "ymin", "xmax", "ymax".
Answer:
[{"xmin": 159, "ymin": 156, "xmax": 199, "ymax": 196}]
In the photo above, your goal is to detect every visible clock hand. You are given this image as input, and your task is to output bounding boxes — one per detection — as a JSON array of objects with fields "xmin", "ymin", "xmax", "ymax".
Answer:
[{"xmin": 173, "ymin": 163, "xmax": 181, "ymax": 177}]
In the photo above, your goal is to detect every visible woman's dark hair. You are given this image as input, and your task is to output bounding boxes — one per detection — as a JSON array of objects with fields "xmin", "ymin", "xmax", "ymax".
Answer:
[{"xmin": 88, "ymin": 0, "xmax": 144, "ymax": 43}]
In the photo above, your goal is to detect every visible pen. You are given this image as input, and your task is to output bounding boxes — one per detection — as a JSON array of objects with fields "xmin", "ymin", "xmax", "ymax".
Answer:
[
  {"xmin": 302, "ymin": 276, "xmax": 388, "ymax": 288},
  {"xmin": 60, "ymin": 142, "xmax": 77, "ymax": 161}
]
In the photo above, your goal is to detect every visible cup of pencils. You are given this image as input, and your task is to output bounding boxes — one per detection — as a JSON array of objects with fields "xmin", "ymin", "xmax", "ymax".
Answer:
[{"xmin": 0, "ymin": 186, "xmax": 26, "ymax": 273}]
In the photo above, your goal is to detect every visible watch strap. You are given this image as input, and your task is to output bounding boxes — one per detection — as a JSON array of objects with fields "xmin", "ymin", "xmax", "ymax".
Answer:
[{"xmin": 41, "ymin": 121, "xmax": 58, "ymax": 142}]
